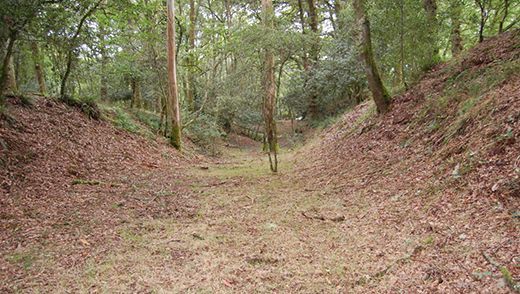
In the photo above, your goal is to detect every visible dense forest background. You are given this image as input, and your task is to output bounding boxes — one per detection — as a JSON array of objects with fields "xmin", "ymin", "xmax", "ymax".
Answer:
[{"xmin": 0, "ymin": 0, "xmax": 518, "ymax": 151}]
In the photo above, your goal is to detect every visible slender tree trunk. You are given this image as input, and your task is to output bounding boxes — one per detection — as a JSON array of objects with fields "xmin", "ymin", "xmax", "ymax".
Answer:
[
  {"xmin": 475, "ymin": 0, "xmax": 487, "ymax": 43},
  {"xmin": 186, "ymin": 0, "xmax": 197, "ymax": 111},
  {"xmin": 60, "ymin": 0, "xmax": 103, "ymax": 98},
  {"xmin": 353, "ymin": 0, "xmax": 391, "ymax": 114},
  {"xmin": 30, "ymin": 41, "xmax": 47, "ymax": 95},
  {"xmin": 261, "ymin": 0, "xmax": 278, "ymax": 172},
  {"xmin": 297, "ymin": 0, "xmax": 308, "ymax": 70},
  {"xmin": 167, "ymin": 0, "xmax": 182, "ymax": 150},
  {"xmin": 422, "ymin": 0, "xmax": 439, "ymax": 65},
  {"xmin": 398, "ymin": 0, "xmax": 406, "ymax": 89},
  {"xmin": 306, "ymin": 0, "xmax": 319, "ymax": 119},
  {"xmin": 499, "ymin": 0, "xmax": 509, "ymax": 33},
  {"xmin": 99, "ymin": 23, "xmax": 108, "ymax": 100},
  {"xmin": 450, "ymin": 0, "xmax": 463, "ymax": 56}
]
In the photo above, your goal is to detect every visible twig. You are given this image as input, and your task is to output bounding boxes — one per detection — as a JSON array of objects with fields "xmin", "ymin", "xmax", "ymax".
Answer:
[{"xmin": 301, "ymin": 211, "xmax": 325, "ymax": 221}]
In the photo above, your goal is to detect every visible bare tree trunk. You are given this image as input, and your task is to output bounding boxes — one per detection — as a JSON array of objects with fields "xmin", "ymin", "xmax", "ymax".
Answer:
[
  {"xmin": 306, "ymin": 0, "xmax": 319, "ymax": 119},
  {"xmin": 353, "ymin": 0, "xmax": 391, "ymax": 114},
  {"xmin": 450, "ymin": 0, "xmax": 463, "ymax": 56},
  {"xmin": 167, "ymin": 0, "xmax": 182, "ymax": 150},
  {"xmin": 297, "ymin": 0, "xmax": 308, "ymax": 69},
  {"xmin": 30, "ymin": 41, "xmax": 47, "ymax": 95},
  {"xmin": 261, "ymin": 0, "xmax": 278, "ymax": 172},
  {"xmin": 99, "ymin": 23, "xmax": 108, "ymax": 100},
  {"xmin": 186, "ymin": 0, "xmax": 197, "ymax": 111},
  {"xmin": 398, "ymin": 0, "xmax": 407, "ymax": 89}
]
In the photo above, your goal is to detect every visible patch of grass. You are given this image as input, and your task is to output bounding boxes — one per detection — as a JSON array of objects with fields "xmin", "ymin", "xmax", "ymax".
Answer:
[
  {"xmin": 422, "ymin": 235, "xmax": 434, "ymax": 246},
  {"xmin": 6, "ymin": 251, "xmax": 35, "ymax": 270},
  {"xmin": 310, "ymin": 113, "xmax": 343, "ymax": 130},
  {"xmin": 499, "ymin": 266, "xmax": 518, "ymax": 291},
  {"xmin": 113, "ymin": 108, "xmax": 140, "ymax": 133},
  {"xmin": 414, "ymin": 58, "xmax": 519, "ymax": 143},
  {"xmin": 100, "ymin": 105, "xmax": 158, "ymax": 138},
  {"xmin": 71, "ymin": 179, "xmax": 101, "ymax": 185},
  {"xmin": 131, "ymin": 109, "xmax": 161, "ymax": 131},
  {"xmin": 118, "ymin": 227, "xmax": 144, "ymax": 244}
]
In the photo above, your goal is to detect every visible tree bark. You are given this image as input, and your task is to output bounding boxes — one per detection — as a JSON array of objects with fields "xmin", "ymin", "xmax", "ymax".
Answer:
[
  {"xmin": 130, "ymin": 77, "xmax": 142, "ymax": 108},
  {"xmin": 167, "ymin": 0, "xmax": 182, "ymax": 150},
  {"xmin": 186, "ymin": 0, "xmax": 197, "ymax": 112},
  {"xmin": 353, "ymin": 0, "xmax": 391, "ymax": 114},
  {"xmin": 398, "ymin": 0, "xmax": 406, "ymax": 89},
  {"xmin": 261, "ymin": 0, "xmax": 278, "ymax": 172},
  {"xmin": 450, "ymin": 0, "xmax": 463, "ymax": 56},
  {"xmin": 475, "ymin": 0, "xmax": 487, "ymax": 43},
  {"xmin": 306, "ymin": 0, "xmax": 319, "ymax": 119},
  {"xmin": 422, "ymin": 0, "xmax": 439, "ymax": 65},
  {"xmin": 30, "ymin": 41, "xmax": 47, "ymax": 95},
  {"xmin": 4, "ymin": 54, "xmax": 18, "ymax": 95},
  {"xmin": 0, "ymin": 34, "xmax": 17, "ymax": 99},
  {"xmin": 99, "ymin": 22, "xmax": 108, "ymax": 100},
  {"xmin": 499, "ymin": 0, "xmax": 510, "ymax": 33}
]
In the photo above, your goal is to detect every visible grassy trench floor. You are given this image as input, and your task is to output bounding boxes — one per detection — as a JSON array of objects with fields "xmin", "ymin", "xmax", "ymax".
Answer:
[{"xmin": 43, "ymin": 147, "xmax": 377, "ymax": 293}]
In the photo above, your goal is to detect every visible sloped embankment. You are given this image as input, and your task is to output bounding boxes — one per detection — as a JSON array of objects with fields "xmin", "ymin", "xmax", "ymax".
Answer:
[
  {"xmin": 0, "ymin": 97, "xmax": 198, "ymax": 290},
  {"xmin": 294, "ymin": 31, "xmax": 519, "ymax": 292}
]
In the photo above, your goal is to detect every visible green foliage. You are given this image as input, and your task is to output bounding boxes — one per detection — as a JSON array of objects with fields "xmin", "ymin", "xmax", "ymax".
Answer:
[
  {"xmin": 131, "ymin": 109, "xmax": 161, "ymax": 132},
  {"xmin": 1, "ymin": 0, "xmax": 516, "ymax": 150},
  {"xmin": 184, "ymin": 113, "xmax": 224, "ymax": 153},
  {"xmin": 110, "ymin": 107, "xmax": 140, "ymax": 134},
  {"xmin": 60, "ymin": 95, "xmax": 101, "ymax": 120}
]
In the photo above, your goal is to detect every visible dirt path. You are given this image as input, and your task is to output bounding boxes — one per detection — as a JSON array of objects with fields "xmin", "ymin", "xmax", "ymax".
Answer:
[{"xmin": 45, "ymin": 146, "xmax": 372, "ymax": 293}]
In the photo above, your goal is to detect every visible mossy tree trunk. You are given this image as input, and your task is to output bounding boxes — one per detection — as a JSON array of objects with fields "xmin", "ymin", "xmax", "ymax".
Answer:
[
  {"xmin": 353, "ymin": 0, "xmax": 391, "ymax": 114},
  {"xmin": 130, "ymin": 77, "xmax": 142, "ymax": 108},
  {"xmin": 167, "ymin": 0, "xmax": 182, "ymax": 150},
  {"xmin": 422, "ymin": 0, "xmax": 439, "ymax": 66},
  {"xmin": 0, "ymin": 33, "xmax": 17, "ymax": 101},
  {"xmin": 30, "ymin": 41, "xmax": 47, "ymax": 95},
  {"xmin": 4, "ymin": 54, "xmax": 18, "ymax": 95},
  {"xmin": 262, "ymin": 0, "xmax": 278, "ymax": 172},
  {"xmin": 450, "ymin": 0, "xmax": 463, "ymax": 56}
]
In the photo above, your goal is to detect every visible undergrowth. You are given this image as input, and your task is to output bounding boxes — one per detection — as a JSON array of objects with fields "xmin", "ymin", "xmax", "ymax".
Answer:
[
  {"xmin": 412, "ymin": 58, "xmax": 519, "ymax": 144},
  {"xmin": 60, "ymin": 95, "xmax": 101, "ymax": 120}
]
